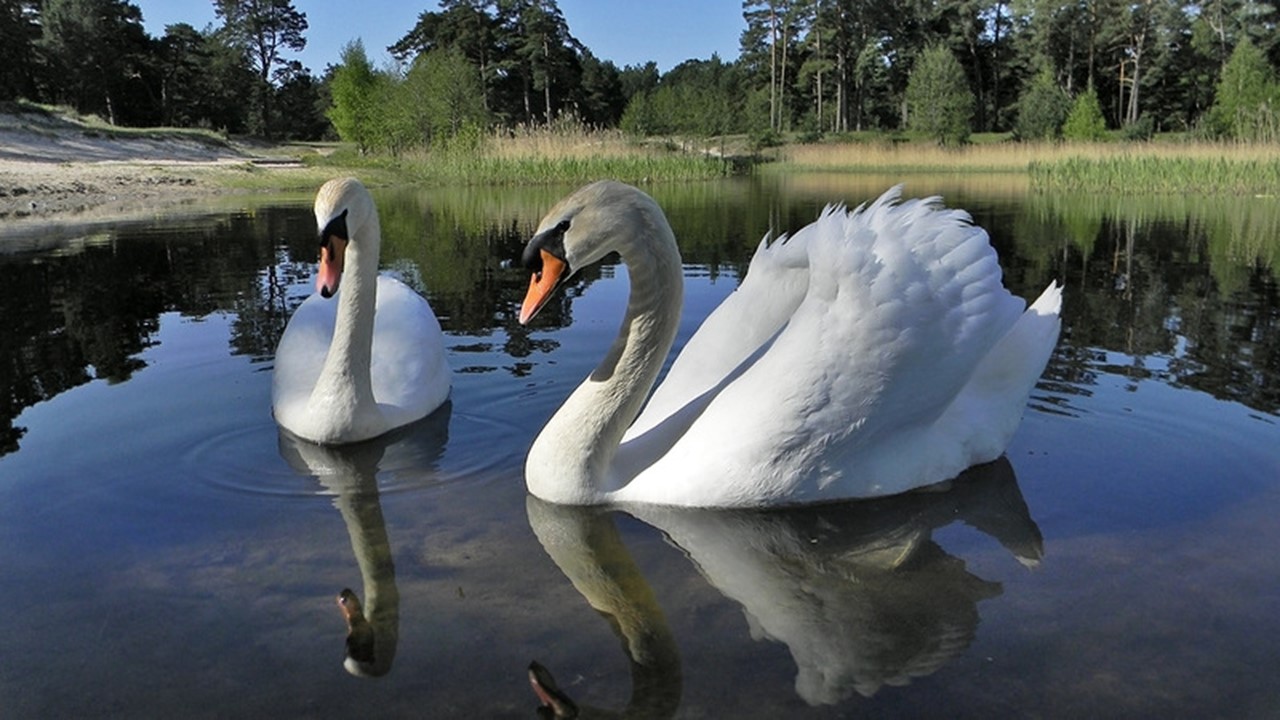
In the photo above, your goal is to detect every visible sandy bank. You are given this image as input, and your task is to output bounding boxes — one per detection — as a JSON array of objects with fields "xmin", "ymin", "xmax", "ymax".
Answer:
[{"xmin": 0, "ymin": 110, "xmax": 320, "ymax": 237}]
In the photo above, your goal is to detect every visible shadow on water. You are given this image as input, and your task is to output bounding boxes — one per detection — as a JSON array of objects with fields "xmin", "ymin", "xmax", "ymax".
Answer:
[
  {"xmin": 276, "ymin": 403, "xmax": 452, "ymax": 678},
  {"xmin": 527, "ymin": 457, "xmax": 1040, "ymax": 716}
]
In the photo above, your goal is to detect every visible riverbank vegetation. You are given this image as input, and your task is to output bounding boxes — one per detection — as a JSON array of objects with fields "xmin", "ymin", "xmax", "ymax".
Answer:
[{"xmin": 7, "ymin": 1, "xmax": 1280, "ymax": 193}]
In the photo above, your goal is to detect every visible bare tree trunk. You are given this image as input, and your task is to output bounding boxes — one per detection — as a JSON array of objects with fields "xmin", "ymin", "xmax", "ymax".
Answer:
[
  {"xmin": 543, "ymin": 34, "xmax": 553, "ymax": 125},
  {"xmin": 770, "ymin": 3, "xmax": 778, "ymax": 131},
  {"xmin": 815, "ymin": 2, "xmax": 823, "ymax": 131},
  {"xmin": 779, "ymin": 15, "xmax": 789, "ymax": 131}
]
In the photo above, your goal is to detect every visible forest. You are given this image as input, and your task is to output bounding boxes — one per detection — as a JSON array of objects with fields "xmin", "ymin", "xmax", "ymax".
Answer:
[{"xmin": 3, "ymin": 0, "xmax": 1280, "ymax": 149}]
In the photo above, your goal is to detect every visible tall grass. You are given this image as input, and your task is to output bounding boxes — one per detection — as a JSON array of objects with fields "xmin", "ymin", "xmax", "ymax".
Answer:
[
  {"xmin": 317, "ymin": 118, "xmax": 732, "ymax": 186},
  {"xmin": 1029, "ymin": 153, "xmax": 1280, "ymax": 194},
  {"xmin": 773, "ymin": 138, "xmax": 1071, "ymax": 173},
  {"xmin": 776, "ymin": 136, "xmax": 1280, "ymax": 194}
]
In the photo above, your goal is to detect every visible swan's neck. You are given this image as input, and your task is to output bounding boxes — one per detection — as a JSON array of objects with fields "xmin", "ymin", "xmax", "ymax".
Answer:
[
  {"xmin": 310, "ymin": 220, "xmax": 382, "ymax": 435},
  {"xmin": 527, "ymin": 225, "xmax": 683, "ymax": 504},
  {"xmin": 333, "ymin": 478, "xmax": 399, "ymax": 676}
]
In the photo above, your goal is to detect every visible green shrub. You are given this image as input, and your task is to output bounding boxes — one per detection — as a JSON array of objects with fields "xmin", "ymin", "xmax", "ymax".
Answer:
[
  {"xmin": 905, "ymin": 46, "xmax": 975, "ymax": 146},
  {"xmin": 1062, "ymin": 86, "xmax": 1107, "ymax": 141},
  {"xmin": 1015, "ymin": 68, "xmax": 1070, "ymax": 140}
]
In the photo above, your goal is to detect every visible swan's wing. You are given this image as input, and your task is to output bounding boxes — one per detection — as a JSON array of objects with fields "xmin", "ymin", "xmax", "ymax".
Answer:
[
  {"xmin": 370, "ymin": 275, "xmax": 451, "ymax": 426},
  {"xmin": 271, "ymin": 291, "xmax": 336, "ymax": 420},
  {"xmin": 621, "ymin": 188, "xmax": 1029, "ymax": 505},
  {"xmin": 625, "ymin": 224, "xmax": 812, "ymax": 439}
]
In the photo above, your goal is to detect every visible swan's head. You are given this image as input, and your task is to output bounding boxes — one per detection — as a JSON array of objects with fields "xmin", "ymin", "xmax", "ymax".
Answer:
[
  {"xmin": 313, "ymin": 177, "xmax": 377, "ymax": 299},
  {"xmin": 519, "ymin": 180, "xmax": 670, "ymax": 324},
  {"xmin": 528, "ymin": 661, "xmax": 580, "ymax": 718},
  {"xmin": 337, "ymin": 587, "xmax": 384, "ymax": 677}
]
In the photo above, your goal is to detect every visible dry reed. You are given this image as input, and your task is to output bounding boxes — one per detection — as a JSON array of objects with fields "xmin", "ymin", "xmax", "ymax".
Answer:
[{"xmin": 774, "ymin": 139, "xmax": 1280, "ymax": 174}]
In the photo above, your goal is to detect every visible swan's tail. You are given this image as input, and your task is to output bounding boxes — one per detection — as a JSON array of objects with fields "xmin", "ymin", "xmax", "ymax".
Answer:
[{"xmin": 948, "ymin": 280, "xmax": 1063, "ymax": 458}]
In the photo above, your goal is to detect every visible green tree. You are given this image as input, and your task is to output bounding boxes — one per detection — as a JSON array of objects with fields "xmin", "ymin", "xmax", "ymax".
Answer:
[
  {"xmin": 327, "ymin": 40, "xmax": 382, "ymax": 153},
  {"xmin": 157, "ymin": 23, "xmax": 216, "ymax": 127},
  {"xmin": 38, "ymin": 0, "xmax": 152, "ymax": 124},
  {"xmin": 1208, "ymin": 37, "xmax": 1279, "ymax": 140},
  {"xmin": 504, "ymin": 0, "xmax": 583, "ymax": 125},
  {"xmin": 618, "ymin": 61, "xmax": 659, "ymax": 99},
  {"xmin": 399, "ymin": 48, "xmax": 490, "ymax": 146},
  {"xmin": 905, "ymin": 45, "xmax": 974, "ymax": 145},
  {"xmin": 272, "ymin": 59, "xmax": 328, "ymax": 140},
  {"xmin": 202, "ymin": 28, "xmax": 259, "ymax": 133},
  {"xmin": 577, "ymin": 50, "xmax": 625, "ymax": 126},
  {"xmin": 214, "ymin": 0, "xmax": 308, "ymax": 137},
  {"xmin": 390, "ymin": 0, "xmax": 501, "ymax": 114},
  {"xmin": 1015, "ymin": 66, "xmax": 1071, "ymax": 140},
  {"xmin": 0, "ymin": 0, "xmax": 41, "ymax": 101},
  {"xmin": 1062, "ymin": 84, "xmax": 1108, "ymax": 140}
]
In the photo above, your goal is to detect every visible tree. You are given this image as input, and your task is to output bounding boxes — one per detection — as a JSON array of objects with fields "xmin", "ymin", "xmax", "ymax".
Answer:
[
  {"xmin": 38, "ymin": 0, "xmax": 152, "ymax": 124},
  {"xmin": 390, "ymin": 0, "xmax": 502, "ymax": 113},
  {"xmin": 157, "ymin": 23, "xmax": 216, "ymax": 127},
  {"xmin": 272, "ymin": 59, "xmax": 328, "ymax": 140},
  {"xmin": 577, "ymin": 51, "xmax": 626, "ymax": 126},
  {"xmin": 214, "ymin": 0, "xmax": 308, "ymax": 136},
  {"xmin": 1208, "ymin": 37, "xmax": 1279, "ymax": 140},
  {"xmin": 400, "ymin": 48, "xmax": 490, "ymax": 145},
  {"xmin": 327, "ymin": 40, "xmax": 382, "ymax": 153},
  {"xmin": 504, "ymin": 0, "xmax": 583, "ymax": 125},
  {"xmin": 1015, "ymin": 66, "xmax": 1071, "ymax": 139},
  {"xmin": 905, "ymin": 45, "xmax": 974, "ymax": 145},
  {"xmin": 0, "ymin": 0, "xmax": 42, "ymax": 101},
  {"xmin": 1062, "ymin": 84, "xmax": 1108, "ymax": 140}
]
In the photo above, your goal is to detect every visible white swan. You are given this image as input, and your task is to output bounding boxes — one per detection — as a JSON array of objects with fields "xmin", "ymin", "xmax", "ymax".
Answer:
[
  {"xmin": 518, "ymin": 181, "xmax": 1061, "ymax": 507},
  {"xmin": 272, "ymin": 177, "xmax": 450, "ymax": 444}
]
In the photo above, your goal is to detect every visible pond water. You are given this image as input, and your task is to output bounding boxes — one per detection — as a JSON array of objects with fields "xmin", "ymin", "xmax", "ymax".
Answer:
[{"xmin": 2, "ymin": 174, "xmax": 1278, "ymax": 718}]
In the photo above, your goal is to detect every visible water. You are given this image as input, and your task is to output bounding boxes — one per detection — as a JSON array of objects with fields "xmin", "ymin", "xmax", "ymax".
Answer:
[{"xmin": 1, "ymin": 176, "xmax": 1278, "ymax": 718}]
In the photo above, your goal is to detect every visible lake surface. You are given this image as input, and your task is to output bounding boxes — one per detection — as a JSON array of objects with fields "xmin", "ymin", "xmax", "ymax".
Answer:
[{"xmin": 2, "ymin": 174, "xmax": 1278, "ymax": 718}]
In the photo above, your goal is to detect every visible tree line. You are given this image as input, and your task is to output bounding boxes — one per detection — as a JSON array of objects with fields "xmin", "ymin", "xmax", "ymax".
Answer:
[
  {"xmin": 3, "ymin": 0, "xmax": 1279, "ymax": 147},
  {"xmin": 1, "ymin": 0, "xmax": 326, "ymax": 138}
]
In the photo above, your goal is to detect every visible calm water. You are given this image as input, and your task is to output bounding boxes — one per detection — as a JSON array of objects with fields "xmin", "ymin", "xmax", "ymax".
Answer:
[{"xmin": 2, "ymin": 175, "xmax": 1278, "ymax": 718}]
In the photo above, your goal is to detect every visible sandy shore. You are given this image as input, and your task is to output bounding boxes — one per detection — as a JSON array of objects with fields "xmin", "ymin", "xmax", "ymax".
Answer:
[{"xmin": 0, "ymin": 110, "xmax": 321, "ymax": 236}]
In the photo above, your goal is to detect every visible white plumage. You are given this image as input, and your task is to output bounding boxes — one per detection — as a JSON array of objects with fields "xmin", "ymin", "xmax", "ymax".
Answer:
[
  {"xmin": 272, "ymin": 178, "xmax": 450, "ymax": 445},
  {"xmin": 519, "ymin": 181, "xmax": 1060, "ymax": 507}
]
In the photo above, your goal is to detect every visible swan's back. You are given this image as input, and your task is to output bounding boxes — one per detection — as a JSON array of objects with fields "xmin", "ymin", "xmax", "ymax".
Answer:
[
  {"xmin": 272, "ymin": 276, "xmax": 450, "ymax": 440},
  {"xmin": 616, "ymin": 188, "xmax": 1060, "ymax": 506}
]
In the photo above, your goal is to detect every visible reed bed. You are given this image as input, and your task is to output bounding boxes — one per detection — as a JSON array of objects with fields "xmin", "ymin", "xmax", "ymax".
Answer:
[
  {"xmin": 775, "ymin": 139, "xmax": 1062, "ymax": 173},
  {"xmin": 776, "ymin": 138, "xmax": 1280, "ymax": 194},
  {"xmin": 382, "ymin": 122, "xmax": 732, "ymax": 185},
  {"xmin": 1029, "ymin": 154, "xmax": 1280, "ymax": 194}
]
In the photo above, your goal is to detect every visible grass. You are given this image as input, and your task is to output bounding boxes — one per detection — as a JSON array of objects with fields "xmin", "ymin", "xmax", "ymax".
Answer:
[
  {"xmin": 770, "ymin": 135, "xmax": 1280, "ymax": 194},
  {"xmin": 1029, "ymin": 152, "xmax": 1280, "ymax": 194},
  {"xmin": 310, "ymin": 122, "xmax": 734, "ymax": 186}
]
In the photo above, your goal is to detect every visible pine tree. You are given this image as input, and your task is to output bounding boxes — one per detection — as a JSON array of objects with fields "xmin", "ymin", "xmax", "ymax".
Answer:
[
  {"xmin": 1062, "ymin": 84, "xmax": 1108, "ymax": 140},
  {"xmin": 905, "ymin": 45, "xmax": 974, "ymax": 145},
  {"xmin": 1015, "ymin": 67, "xmax": 1071, "ymax": 140}
]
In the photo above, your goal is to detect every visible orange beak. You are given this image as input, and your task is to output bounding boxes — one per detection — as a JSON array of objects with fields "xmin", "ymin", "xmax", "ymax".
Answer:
[
  {"xmin": 519, "ymin": 250, "xmax": 567, "ymax": 324},
  {"xmin": 317, "ymin": 235, "xmax": 347, "ymax": 298}
]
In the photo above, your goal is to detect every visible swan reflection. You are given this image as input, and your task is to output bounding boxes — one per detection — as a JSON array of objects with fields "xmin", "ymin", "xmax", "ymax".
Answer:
[
  {"xmin": 528, "ymin": 458, "xmax": 1040, "ymax": 711},
  {"xmin": 276, "ymin": 403, "xmax": 451, "ymax": 677}
]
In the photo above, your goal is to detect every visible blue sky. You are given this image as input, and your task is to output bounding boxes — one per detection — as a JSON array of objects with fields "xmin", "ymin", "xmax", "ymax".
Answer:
[{"xmin": 134, "ymin": 1, "xmax": 745, "ymax": 74}]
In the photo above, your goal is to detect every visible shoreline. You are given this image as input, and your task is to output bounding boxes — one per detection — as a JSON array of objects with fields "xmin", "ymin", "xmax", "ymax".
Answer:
[{"xmin": 0, "ymin": 109, "xmax": 342, "ymax": 237}]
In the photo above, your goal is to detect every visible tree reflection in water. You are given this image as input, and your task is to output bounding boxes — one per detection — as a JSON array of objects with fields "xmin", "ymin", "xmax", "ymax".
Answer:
[{"xmin": 1, "ymin": 183, "xmax": 1277, "ymax": 458}]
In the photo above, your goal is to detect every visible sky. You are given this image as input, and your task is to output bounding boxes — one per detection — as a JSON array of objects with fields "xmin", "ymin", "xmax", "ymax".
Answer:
[{"xmin": 133, "ymin": 0, "xmax": 745, "ymax": 74}]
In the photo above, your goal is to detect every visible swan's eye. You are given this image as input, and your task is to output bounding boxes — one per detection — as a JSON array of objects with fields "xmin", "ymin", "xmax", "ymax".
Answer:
[
  {"xmin": 320, "ymin": 209, "xmax": 350, "ymax": 246},
  {"xmin": 522, "ymin": 218, "xmax": 570, "ymax": 273}
]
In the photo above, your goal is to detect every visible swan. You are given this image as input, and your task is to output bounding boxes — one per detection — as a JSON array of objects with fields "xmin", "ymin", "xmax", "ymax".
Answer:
[
  {"xmin": 272, "ymin": 177, "xmax": 450, "ymax": 444},
  {"xmin": 518, "ymin": 181, "xmax": 1061, "ymax": 507}
]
